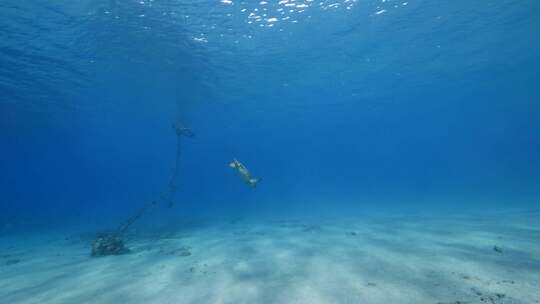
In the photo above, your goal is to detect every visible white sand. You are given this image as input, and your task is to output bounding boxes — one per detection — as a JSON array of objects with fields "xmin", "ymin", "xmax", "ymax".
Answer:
[{"xmin": 1, "ymin": 213, "xmax": 539, "ymax": 304}]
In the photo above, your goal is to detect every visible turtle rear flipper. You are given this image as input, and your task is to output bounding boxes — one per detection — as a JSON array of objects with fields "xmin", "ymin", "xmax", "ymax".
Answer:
[{"xmin": 249, "ymin": 178, "xmax": 261, "ymax": 188}]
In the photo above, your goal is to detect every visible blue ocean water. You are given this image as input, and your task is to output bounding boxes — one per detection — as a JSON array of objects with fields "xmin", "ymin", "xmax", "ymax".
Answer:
[
  {"xmin": 2, "ymin": 2, "xmax": 540, "ymax": 303},
  {"xmin": 1, "ymin": 0, "xmax": 539, "ymax": 230}
]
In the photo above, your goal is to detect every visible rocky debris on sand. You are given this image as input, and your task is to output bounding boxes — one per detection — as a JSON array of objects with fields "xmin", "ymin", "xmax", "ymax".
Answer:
[
  {"xmin": 189, "ymin": 263, "xmax": 214, "ymax": 275},
  {"xmin": 482, "ymin": 293, "xmax": 507, "ymax": 304},
  {"xmin": 438, "ymin": 279, "xmax": 521, "ymax": 304},
  {"xmin": 455, "ymin": 272, "xmax": 517, "ymax": 287},
  {"xmin": 91, "ymin": 233, "xmax": 130, "ymax": 257},
  {"xmin": 493, "ymin": 245, "xmax": 503, "ymax": 253},
  {"xmin": 470, "ymin": 288, "xmax": 508, "ymax": 304},
  {"xmin": 469, "ymin": 288, "xmax": 520, "ymax": 304}
]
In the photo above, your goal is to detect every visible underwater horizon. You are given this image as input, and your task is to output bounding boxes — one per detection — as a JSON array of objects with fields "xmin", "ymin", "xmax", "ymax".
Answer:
[{"xmin": 1, "ymin": 0, "xmax": 539, "ymax": 303}]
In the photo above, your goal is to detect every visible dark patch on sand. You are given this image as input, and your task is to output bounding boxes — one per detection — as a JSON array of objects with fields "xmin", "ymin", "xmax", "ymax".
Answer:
[
  {"xmin": 302, "ymin": 225, "xmax": 322, "ymax": 232},
  {"xmin": 189, "ymin": 263, "xmax": 214, "ymax": 275},
  {"xmin": 172, "ymin": 247, "xmax": 192, "ymax": 257},
  {"xmin": 160, "ymin": 246, "xmax": 192, "ymax": 257},
  {"xmin": 5, "ymin": 258, "xmax": 21, "ymax": 265},
  {"xmin": 439, "ymin": 288, "xmax": 522, "ymax": 304}
]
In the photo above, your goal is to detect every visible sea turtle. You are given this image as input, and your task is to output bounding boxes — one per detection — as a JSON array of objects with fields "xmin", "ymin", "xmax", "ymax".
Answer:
[{"xmin": 229, "ymin": 159, "xmax": 260, "ymax": 188}]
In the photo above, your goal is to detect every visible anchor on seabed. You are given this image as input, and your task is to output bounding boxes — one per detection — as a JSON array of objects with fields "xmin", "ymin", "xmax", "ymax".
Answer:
[{"xmin": 91, "ymin": 120, "xmax": 194, "ymax": 257}]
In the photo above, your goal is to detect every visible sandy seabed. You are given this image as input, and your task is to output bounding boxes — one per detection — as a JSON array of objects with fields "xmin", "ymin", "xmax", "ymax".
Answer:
[{"xmin": 1, "ymin": 212, "xmax": 540, "ymax": 304}]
